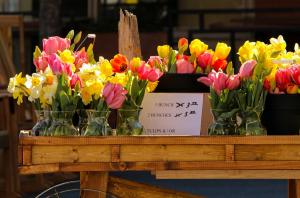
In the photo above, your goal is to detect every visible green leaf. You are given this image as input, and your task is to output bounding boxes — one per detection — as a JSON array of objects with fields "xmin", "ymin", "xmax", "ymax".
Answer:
[
  {"xmin": 168, "ymin": 50, "xmax": 177, "ymax": 73},
  {"xmin": 66, "ymin": 30, "xmax": 74, "ymax": 40},
  {"xmin": 59, "ymin": 91, "xmax": 71, "ymax": 111},
  {"xmin": 33, "ymin": 46, "xmax": 42, "ymax": 59},
  {"xmin": 130, "ymin": 76, "xmax": 140, "ymax": 101},
  {"xmin": 74, "ymin": 31, "xmax": 82, "ymax": 44}
]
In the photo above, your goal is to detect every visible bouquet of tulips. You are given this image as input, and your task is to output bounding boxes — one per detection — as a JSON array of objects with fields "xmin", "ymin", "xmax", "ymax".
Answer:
[
  {"xmin": 156, "ymin": 38, "xmax": 231, "ymax": 74},
  {"xmin": 198, "ymin": 64, "xmax": 240, "ymax": 135},
  {"xmin": 109, "ymin": 54, "xmax": 164, "ymax": 135}
]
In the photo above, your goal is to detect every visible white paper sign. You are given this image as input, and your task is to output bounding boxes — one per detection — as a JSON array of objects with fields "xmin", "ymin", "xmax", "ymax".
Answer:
[{"xmin": 140, "ymin": 93, "xmax": 203, "ymax": 135}]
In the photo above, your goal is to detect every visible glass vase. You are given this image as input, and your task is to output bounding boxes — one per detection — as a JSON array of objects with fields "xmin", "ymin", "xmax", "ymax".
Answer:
[
  {"xmin": 47, "ymin": 111, "xmax": 78, "ymax": 136},
  {"xmin": 208, "ymin": 109, "xmax": 238, "ymax": 135},
  {"xmin": 238, "ymin": 110, "xmax": 266, "ymax": 136},
  {"xmin": 82, "ymin": 110, "xmax": 111, "ymax": 136},
  {"xmin": 32, "ymin": 110, "xmax": 51, "ymax": 136},
  {"xmin": 76, "ymin": 109, "xmax": 88, "ymax": 135},
  {"xmin": 116, "ymin": 108, "xmax": 143, "ymax": 135}
]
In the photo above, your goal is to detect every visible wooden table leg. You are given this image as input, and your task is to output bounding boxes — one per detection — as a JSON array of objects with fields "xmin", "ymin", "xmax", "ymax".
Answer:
[
  {"xmin": 288, "ymin": 179, "xmax": 300, "ymax": 198},
  {"xmin": 80, "ymin": 171, "xmax": 109, "ymax": 198}
]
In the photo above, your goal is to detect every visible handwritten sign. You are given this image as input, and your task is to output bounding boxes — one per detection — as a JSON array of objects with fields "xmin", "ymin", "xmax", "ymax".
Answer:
[{"xmin": 140, "ymin": 93, "xmax": 204, "ymax": 135}]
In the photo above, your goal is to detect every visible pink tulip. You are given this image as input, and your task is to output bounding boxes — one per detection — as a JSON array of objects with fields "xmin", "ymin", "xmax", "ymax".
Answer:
[
  {"xmin": 197, "ymin": 51, "xmax": 212, "ymax": 70},
  {"xmin": 103, "ymin": 83, "xmax": 127, "ymax": 109},
  {"xmin": 176, "ymin": 58, "xmax": 194, "ymax": 74},
  {"xmin": 43, "ymin": 36, "xmax": 70, "ymax": 55},
  {"xmin": 147, "ymin": 56, "xmax": 162, "ymax": 68},
  {"xmin": 239, "ymin": 60, "xmax": 257, "ymax": 78},
  {"xmin": 74, "ymin": 48, "xmax": 88, "ymax": 70},
  {"xmin": 137, "ymin": 64, "xmax": 149, "ymax": 80},
  {"xmin": 197, "ymin": 70, "xmax": 217, "ymax": 86},
  {"xmin": 70, "ymin": 74, "xmax": 82, "ymax": 89},
  {"xmin": 213, "ymin": 72, "xmax": 228, "ymax": 95},
  {"xmin": 275, "ymin": 68, "xmax": 291, "ymax": 91},
  {"xmin": 48, "ymin": 54, "xmax": 72, "ymax": 76},
  {"xmin": 147, "ymin": 68, "xmax": 163, "ymax": 82},
  {"xmin": 34, "ymin": 52, "xmax": 49, "ymax": 71},
  {"xmin": 48, "ymin": 54, "xmax": 63, "ymax": 75},
  {"xmin": 226, "ymin": 74, "xmax": 240, "ymax": 90},
  {"xmin": 289, "ymin": 65, "xmax": 300, "ymax": 85}
]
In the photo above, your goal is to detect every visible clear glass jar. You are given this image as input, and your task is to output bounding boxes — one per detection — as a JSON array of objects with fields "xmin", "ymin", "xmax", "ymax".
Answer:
[
  {"xmin": 238, "ymin": 110, "xmax": 266, "ymax": 136},
  {"xmin": 209, "ymin": 109, "xmax": 238, "ymax": 135},
  {"xmin": 82, "ymin": 110, "xmax": 111, "ymax": 136},
  {"xmin": 47, "ymin": 111, "xmax": 78, "ymax": 136},
  {"xmin": 116, "ymin": 108, "xmax": 143, "ymax": 135},
  {"xmin": 32, "ymin": 110, "xmax": 51, "ymax": 136}
]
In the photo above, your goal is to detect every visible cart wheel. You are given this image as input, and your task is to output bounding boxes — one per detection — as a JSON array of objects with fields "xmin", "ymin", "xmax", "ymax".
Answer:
[{"xmin": 35, "ymin": 180, "xmax": 118, "ymax": 198}]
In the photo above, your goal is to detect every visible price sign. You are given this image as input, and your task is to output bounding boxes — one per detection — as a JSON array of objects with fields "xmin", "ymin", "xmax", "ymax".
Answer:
[{"xmin": 140, "ymin": 93, "xmax": 204, "ymax": 135}]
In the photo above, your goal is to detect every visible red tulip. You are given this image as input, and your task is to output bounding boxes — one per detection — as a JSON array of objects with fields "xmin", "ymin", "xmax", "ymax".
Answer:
[
  {"xmin": 212, "ymin": 59, "xmax": 227, "ymax": 71},
  {"xmin": 74, "ymin": 48, "xmax": 88, "ymax": 70},
  {"xmin": 70, "ymin": 74, "xmax": 82, "ymax": 89},
  {"xmin": 110, "ymin": 54, "xmax": 128, "ymax": 73},
  {"xmin": 239, "ymin": 60, "xmax": 257, "ymax": 79},
  {"xmin": 102, "ymin": 83, "xmax": 127, "ymax": 109},
  {"xmin": 34, "ymin": 52, "xmax": 49, "ymax": 71},
  {"xmin": 275, "ymin": 68, "xmax": 291, "ymax": 91},
  {"xmin": 289, "ymin": 65, "xmax": 300, "ymax": 85},
  {"xmin": 197, "ymin": 51, "xmax": 212, "ymax": 70},
  {"xmin": 226, "ymin": 74, "xmax": 240, "ymax": 90},
  {"xmin": 42, "ymin": 36, "xmax": 70, "ymax": 55},
  {"xmin": 176, "ymin": 58, "xmax": 194, "ymax": 74},
  {"xmin": 137, "ymin": 64, "xmax": 163, "ymax": 82}
]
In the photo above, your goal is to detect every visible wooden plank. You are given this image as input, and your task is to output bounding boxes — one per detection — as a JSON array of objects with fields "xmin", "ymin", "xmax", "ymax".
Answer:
[
  {"xmin": 155, "ymin": 170, "xmax": 300, "ymax": 179},
  {"xmin": 80, "ymin": 171, "xmax": 109, "ymax": 198},
  {"xmin": 236, "ymin": 145, "xmax": 300, "ymax": 161},
  {"xmin": 31, "ymin": 145, "xmax": 111, "ymax": 164},
  {"xmin": 108, "ymin": 176, "xmax": 203, "ymax": 198},
  {"xmin": 200, "ymin": 93, "xmax": 213, "ymax": 136},
  {"xmin": 120, "ymin": 145, "xmax": 225, "ymax": 161},
  {"xmin": 19, "ymin": 136, "xmax": 300, "ymax": 145},
  {"xmin": 19, "ymin": 161, "xmax": 300, "ymax": 175}
]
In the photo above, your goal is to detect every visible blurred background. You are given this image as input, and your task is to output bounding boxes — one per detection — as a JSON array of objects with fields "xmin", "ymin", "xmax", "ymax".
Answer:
[{"xmin": 0, "ymin": 0, "xmax": 299, "ymax": 197}]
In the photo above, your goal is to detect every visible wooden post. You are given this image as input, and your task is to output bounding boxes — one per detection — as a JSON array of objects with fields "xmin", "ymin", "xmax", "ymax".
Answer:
[
  {"xmin": 289, "ymin": 179, "xmax": 300, "ymax": 198},
  {"xmin": 118, "ymin": 9, "xmax": 142, "ymax": 59},
  {"xmin": 80, "ymin": 172, "xmax": 109, "ymax": 198}
]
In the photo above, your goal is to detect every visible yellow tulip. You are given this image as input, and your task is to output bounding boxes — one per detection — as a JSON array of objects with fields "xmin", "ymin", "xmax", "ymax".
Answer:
[
  {"xmin": 157, "ymin": 45, "xmax": 170, "ymax": 58},
  {"xmin": 213, "ymin": 42, "xmax": 231, "ymax": 60},
  {"xmin": 238, "ymin": 41, "xmax": 255, "ymax": 63},
  {"xmin": 60, "ymin": 49, "xmax": 75, "ymax": 64},
  {"xmin": 189, "ymin": 39, "xmax": 208, "ymax": 56}
]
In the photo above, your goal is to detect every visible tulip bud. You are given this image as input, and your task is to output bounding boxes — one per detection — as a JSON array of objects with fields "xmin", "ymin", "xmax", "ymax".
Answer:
[
  {"xmin": 226, "ymin": 75, "xmax": 240, "ymax": 90},
  {"xmin": 275, "ymin": 68, "xmax": 291, "ymax": 91},
  {"xmin": 178, "ymin": 37, "xmax": 188, "ymax": 53},
  {"xmin": 176, "ymin": 58, "xmax": 194, "ymax": 74},
  {"xmin": 157, "ymin": 45, "xmax": 170, "ymax": 59},
  {"xmin": 290, "ymin": 65, "xmax": 300, "ymax": 85},
  {"xmin": 239, "ymin": 60, "xmax": 257, "ymax": 79},
  {"xmin": 197, "ymin": 51, "xmax": 212, "ymax": 70}
]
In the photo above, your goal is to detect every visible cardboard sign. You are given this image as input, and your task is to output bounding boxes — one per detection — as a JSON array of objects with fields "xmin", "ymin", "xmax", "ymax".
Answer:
[{"xmin": 140, "ymin": 93, "xmax": 204, "ymax": 135}]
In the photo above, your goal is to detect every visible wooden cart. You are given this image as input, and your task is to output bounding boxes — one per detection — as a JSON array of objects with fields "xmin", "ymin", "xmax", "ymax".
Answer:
[{"xmin": 18, "ymin": 135, "xmax": 300, "ymax": 198}]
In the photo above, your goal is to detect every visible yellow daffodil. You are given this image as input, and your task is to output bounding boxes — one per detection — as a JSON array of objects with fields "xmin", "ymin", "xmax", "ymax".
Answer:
[
  {"xmin": 99, "ymin": 59, "xmax": 113, "ymax": 78},
  {"xmin": 238, "ymin": 41, "xmax": 255, "ymax": 63},
  {"xmin": 60, "ymin": 49, "xmax": 75, "ymax": 64},
  {"xmin": 157, "ymin": 45, "xmax": 170, "ymax": 58},
  {"xmin": 189, "ymin": 39, "xmax": 208, "ymax": 56},
  {"xmin": 146, "ymin": 81, "xmax": 158, "ymax": 92},
  {"xmin": 7, "ymin": 73, "xmax": 28, "ymax": 105},
  {"xmin": 254, "ymin": 41, "xmax": 267, "ymax": 62},
  {"xmin": 25, "ymin": 73, "xmax": 45, "ymax": 102},
  {"xmin": 80, "ymin": 87, "xmax": 93, "ymax": 105},
  {"xmin": 109, "ymin": 73, "xmax": 129, "ymax": 87},
  {"xmin": 269, "ymin": 35, "xmax": 286, "ymax": 53},
  {"xmin": 213, "ymin": 42, "xmax": 231, "ymax": 60}
]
